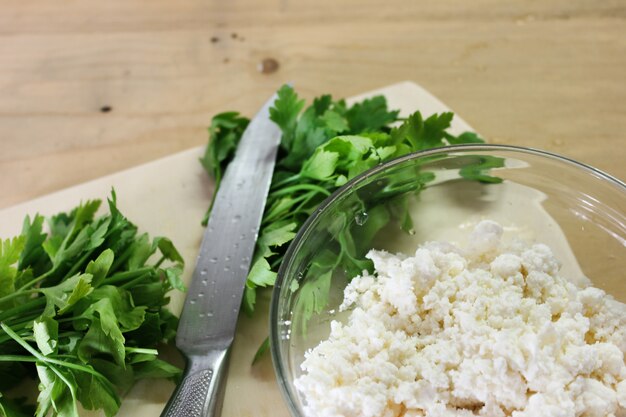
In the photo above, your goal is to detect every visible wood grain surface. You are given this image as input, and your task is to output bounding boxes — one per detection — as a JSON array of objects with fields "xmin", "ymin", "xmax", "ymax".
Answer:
[{"xmin": 1, "ymin": 0, "xmax": 625, "ymax": 206}]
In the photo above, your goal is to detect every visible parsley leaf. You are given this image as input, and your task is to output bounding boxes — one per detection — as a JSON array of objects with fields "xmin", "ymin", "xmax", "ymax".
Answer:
[
  {"xmin": 269, "ymin": 84, "xmax": 306, "ymax": 153},
  {"xmin": 0, "ymin": 236, "xmax": 25, "ymax": 301},
  {"xmin": 345, "ymin": 95, "xmax": 399, "ymax": 132},
  {"xmin": 200, "ymin": 112, "xmax": 250, "ymax": 225},
  {"xmin": 0, "ymin": 191, "xmax": 184, "ymax": 416},
  {"xmin": 201, "ymin": 85, "xmax": 503, "ymax": 357},
  {"xmin": 200, "ymin": 112, "xmax": 250, "ymax": 186}
]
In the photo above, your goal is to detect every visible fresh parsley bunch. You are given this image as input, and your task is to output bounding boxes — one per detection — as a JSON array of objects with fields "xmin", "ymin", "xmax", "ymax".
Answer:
[
  {"xmin": 0, "ymin": 192, "xmax": 184, "ymax": 417},
  {"xmin": 201, "ymin": 85, "xmax": 498, "ymax": 318}
]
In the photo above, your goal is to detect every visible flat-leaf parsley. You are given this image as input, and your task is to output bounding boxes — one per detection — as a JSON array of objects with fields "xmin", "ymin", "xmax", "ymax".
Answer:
[
  {"xmin": 201, "ymin": 86, "xmax": 503, "ymax": 327},
  {"xmin": 0, "ymin": 191, "xmax": 183, "ymax": 417}
]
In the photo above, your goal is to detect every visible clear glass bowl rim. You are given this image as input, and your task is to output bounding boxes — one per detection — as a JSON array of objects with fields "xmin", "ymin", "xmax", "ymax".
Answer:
[{"xmin": 268, "ymin": 143, "xmax": 626, "ymax": 417}]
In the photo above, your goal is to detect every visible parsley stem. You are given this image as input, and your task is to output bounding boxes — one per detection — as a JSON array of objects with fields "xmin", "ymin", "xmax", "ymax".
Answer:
[
  {"xmin": 48, "ymin": 362, "xmax": 79, "ymax": 404},
  {"xmin": 14, "ymin": 268, "xmax": 54, "ymax": 293},
  {"xmin": 263, "ymin": 192, "xmax": 317, "ymax": 223},
  {"xmin": 0, "ymin": 322, "xmax": 29, "ymax": 344},
  {"xmin": 120, "ymin": 273, "xmax": 152, "ymax": 289},
  {"xmin": 0, "ymin": 355, "xmax": 37, "ymax": 362},
  {"xmin": 0, "ymin": 296, "xmax": 45, "ymax": 322},
  {"xmin": 1, "ymin": 313, "xmax": 41, "ymax": 334},
  {"xmin": 0, "ymin": 285, "xmax": 39, "ymax": 308},
  {"xmin": 294, "ymin": 191, "xmax": 325, "ymax": 215},
  {"xmin": 270, "ymin": 183, "xmax": 331, "ymax": 198},
  {"xmin": 54, "ymin": 317, "xmax": 75, "ymax": 324},
  {"xmin": 106, "ymin": 267, "xmax": 153, "ymax": 285},
  {"xmin": 1, "ymin": 323, "xmax": 109, "ymax": 380},
  {"xmin": 125, "ymin": 347, "xmax": 158, "ymax": 355},
  {"xmin": 270, "ymin": 257, "xmax": 283, "ymax": 270},
  {"xmin": 109, "ymin": 244, "xmax": 134, "ymax": 273},
  {"xmin": 154, "ymin": 255, "xmax": 166, "ymax": 269},
  {"xmin": 270, "ymin": 173, "xmax": 301, "ymax": 189},
  {"xmin": 64, "ymin": 248, "xmax": 95, "ymax": 280}
]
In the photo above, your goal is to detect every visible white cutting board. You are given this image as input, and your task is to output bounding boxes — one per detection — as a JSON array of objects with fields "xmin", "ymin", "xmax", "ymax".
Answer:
[{"xmin": 0, "ymin": 82, "xmax": 473, "ymax": 417}]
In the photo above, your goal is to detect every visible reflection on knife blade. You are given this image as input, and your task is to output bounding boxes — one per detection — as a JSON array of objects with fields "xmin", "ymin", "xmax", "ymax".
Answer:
[{"xmin": 161, "ymin": 92, "xmax": 282, "ymax": 417}]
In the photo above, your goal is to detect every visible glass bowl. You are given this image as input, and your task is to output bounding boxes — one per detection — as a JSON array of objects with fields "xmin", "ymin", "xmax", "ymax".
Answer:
[{"xmin": 269, "ymin": 144, "xmax": 626, "ymax": 416}]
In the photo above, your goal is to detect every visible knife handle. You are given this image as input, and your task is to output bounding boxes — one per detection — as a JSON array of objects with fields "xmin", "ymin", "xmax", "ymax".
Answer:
[{"xmin": 161, "ymin": 349, "xmax": 230, "ymax": 417}]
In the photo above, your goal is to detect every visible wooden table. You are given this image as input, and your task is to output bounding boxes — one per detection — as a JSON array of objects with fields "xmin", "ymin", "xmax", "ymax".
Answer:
[{"xmin": 1, "ymin": 0, "xmax": 625, "ymax": 210}]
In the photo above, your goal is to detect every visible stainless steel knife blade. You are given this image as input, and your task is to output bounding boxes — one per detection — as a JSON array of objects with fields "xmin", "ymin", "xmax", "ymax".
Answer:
[{"xmin": 161, "ymin": 92, "xmax": 281, "ymax": 417}]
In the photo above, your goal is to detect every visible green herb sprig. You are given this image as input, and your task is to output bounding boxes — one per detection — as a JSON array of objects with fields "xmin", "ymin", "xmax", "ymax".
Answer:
[
  {"xmin": 0, "ymin": 191, "xmax": 184, "ymax": 417},
  {"xmin": 201, "ymin": 85, "xmax": 497, "ymax": 319}
]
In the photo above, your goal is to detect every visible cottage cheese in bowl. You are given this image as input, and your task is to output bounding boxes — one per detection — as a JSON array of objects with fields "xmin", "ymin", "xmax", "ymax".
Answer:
[
  {"xmin": 271, "ymin": 146, "xmax": 626, "ymax": 417},
  {"xmin": 294, "ymin": 221, "xmax": 626, "ymax": 417}
]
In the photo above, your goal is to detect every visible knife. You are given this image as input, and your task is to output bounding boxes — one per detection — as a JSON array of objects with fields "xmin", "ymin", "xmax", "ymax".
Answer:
[{"xmin": 161, "ymin": 93, "xmax": 281, "ymax": 417}]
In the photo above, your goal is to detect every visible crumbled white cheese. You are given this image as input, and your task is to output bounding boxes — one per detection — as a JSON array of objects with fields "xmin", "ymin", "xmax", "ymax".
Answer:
[{"xmin": 295, "ymin": 221, "xmax": 626, "ymax": 417}]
